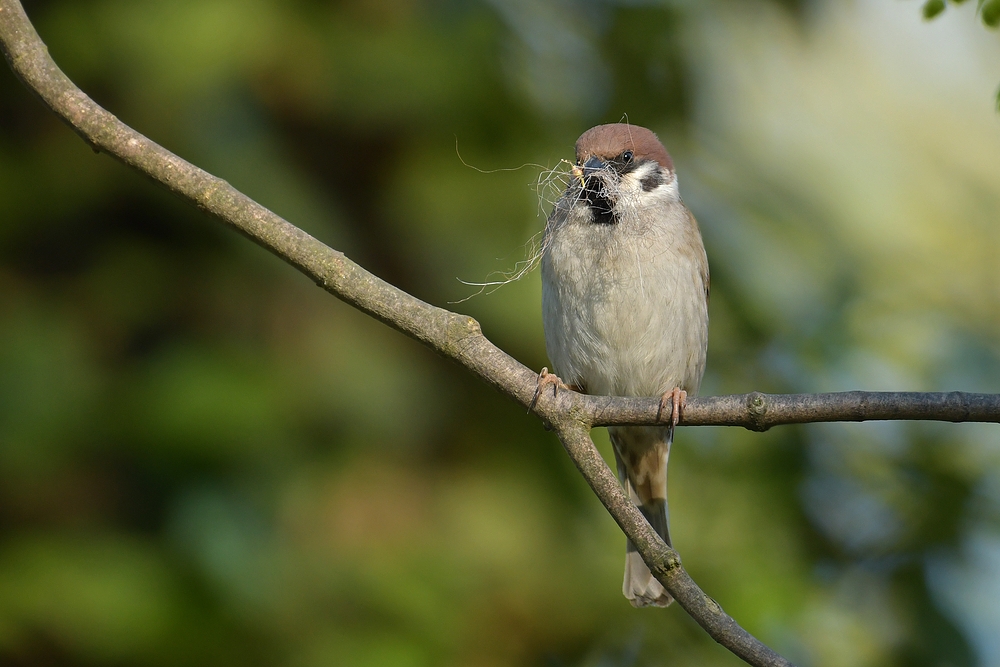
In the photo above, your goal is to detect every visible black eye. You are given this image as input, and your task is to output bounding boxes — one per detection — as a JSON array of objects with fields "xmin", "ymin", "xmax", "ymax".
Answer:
[{"xmin": 621, "ymin": 150, "xmax": 633, "ymax": 164}]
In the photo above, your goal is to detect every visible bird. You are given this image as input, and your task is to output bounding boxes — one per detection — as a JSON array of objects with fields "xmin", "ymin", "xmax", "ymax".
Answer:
[{"xmin": 540, "ymin": 123, "xmax": 709, "ymax": 607}]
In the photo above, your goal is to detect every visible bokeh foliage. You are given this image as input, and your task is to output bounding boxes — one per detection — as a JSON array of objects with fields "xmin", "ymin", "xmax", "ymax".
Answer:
[{"xmin": 2, "ymin": 0, "xmax": 1000, "ymax": 665}]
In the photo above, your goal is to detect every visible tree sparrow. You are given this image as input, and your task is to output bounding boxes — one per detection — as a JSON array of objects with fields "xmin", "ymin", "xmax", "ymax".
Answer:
[{"xmin": 541, "ymin": 124, "xmax": 709, "ymax": 607}]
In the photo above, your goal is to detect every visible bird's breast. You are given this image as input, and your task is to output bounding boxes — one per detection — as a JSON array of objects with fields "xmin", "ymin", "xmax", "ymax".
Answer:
[{"xmin": 541, "ymin": 205, "xmax": 708, "ymax": 398}]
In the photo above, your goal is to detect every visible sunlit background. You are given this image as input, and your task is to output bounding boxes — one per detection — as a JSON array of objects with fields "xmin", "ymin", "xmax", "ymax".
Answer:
[{"xmin": 2, "ymin": 0, "xmax": 1000, "ymax": 665}]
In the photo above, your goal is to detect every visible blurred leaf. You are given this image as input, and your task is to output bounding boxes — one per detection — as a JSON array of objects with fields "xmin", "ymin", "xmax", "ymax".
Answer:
[
  {"xmin": 0, "ymin": 535, "xmax": 180, "ymax": 662},
  {"xmin": 923, "ymin": 0, "xmax": 947, "ymax": 19},
  {"xmin": 0, "ymin": 303, "xmax": 102, "ymax": 475},
  {"xmin": 124, "ymin": 346, "xmax": 289, "ymax": 463},
  {"xmin": 982, "ymin": 0, "xmax": 1000, "ymax": 25}
]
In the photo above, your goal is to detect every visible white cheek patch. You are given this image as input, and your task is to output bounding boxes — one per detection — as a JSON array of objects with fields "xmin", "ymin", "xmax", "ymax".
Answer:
[
  {"xmin": 660, "ymin": 175, "xmax": 679, "ymax": 199},
  {"xmin": 620, "ymin": 163, "xmax": 675, "ymax": 199},
  {"xmin": 639, "ymin": 166, "xmax": 665, "ymax": 192}
]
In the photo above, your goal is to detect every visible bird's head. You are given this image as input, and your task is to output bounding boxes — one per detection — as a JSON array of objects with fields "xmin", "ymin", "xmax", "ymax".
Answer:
[{"xmin": 569, "ymin": 123, "xmax": 676, "ymax": 225}]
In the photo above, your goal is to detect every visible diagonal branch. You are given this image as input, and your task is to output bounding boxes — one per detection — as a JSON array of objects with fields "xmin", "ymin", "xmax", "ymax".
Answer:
[
  {"xmin": 1, "ymin": 1, "xmax": 996, "ymax": 664},
  {"xmin": 552, "ymin": 422, "xmax": 793, "ymax": 667}
]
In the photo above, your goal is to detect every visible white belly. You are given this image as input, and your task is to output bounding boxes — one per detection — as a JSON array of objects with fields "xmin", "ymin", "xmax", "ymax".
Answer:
[{"xmin": 541, "ymin": 214, "xmax": 708, "ymax": 398}]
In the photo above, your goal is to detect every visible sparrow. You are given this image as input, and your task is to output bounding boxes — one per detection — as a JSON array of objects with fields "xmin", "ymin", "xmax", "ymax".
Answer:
[{"xmin": 540, "ymin": 124, "xmax": 709, "ymax": 607}]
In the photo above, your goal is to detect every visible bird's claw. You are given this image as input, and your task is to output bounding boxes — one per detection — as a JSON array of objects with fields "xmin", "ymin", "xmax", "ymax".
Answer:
[
  {"xmin": 657, "ymin": 387, "xmax": 687, "ymax": 433},
  {"xmin": 530, "ymin": 367, "xmax": 566, "ymax": 411}
]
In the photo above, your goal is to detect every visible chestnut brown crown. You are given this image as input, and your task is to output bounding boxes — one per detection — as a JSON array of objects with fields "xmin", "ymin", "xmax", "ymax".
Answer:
[{"xmin": 574, "ymin": 123, "xmax": 673, "ymax": 172}]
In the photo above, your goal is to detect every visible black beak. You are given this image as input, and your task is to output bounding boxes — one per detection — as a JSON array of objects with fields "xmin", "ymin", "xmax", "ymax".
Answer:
[
  {"xmin": 582, "ymin": 155, "xmax": 606, "ymax": 177},
  {"xmin": 579, "ymin": 156, "xmax": 616, "ymax": 225}
]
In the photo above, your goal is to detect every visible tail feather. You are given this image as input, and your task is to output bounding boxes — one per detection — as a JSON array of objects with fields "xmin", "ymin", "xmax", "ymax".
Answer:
[{"xmin": 611, "ymin": 427, "xmax": 673, "ymax": 608}]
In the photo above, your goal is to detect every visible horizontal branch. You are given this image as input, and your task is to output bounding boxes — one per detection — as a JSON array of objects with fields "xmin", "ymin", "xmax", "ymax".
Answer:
[{"xmin": 581, "ymin": 390, "xmax": 1000, "ymax": 430}]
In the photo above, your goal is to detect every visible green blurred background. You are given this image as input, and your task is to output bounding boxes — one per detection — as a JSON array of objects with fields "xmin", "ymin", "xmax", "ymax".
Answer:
[{"xmin": 2, "ymin": 0, "xmax": 1000, "ymax": 665}]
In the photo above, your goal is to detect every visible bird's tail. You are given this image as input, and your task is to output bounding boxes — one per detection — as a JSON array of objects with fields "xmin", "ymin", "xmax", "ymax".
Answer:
[{"xmin": 610, "ymin": 426, "xmax": 673, "ymax": 608}]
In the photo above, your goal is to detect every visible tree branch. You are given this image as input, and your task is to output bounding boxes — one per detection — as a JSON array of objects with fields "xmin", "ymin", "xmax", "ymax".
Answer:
[
  {"xmin": 587, "ymin": 390, "xmax": 1000, "ymax": 430},
  {"xmin": 2, "ymin": 1, "xmax": 997, "ymax": 664},
  {"xmin": 552, "ymin": 423, "xmax": 793, "ymax": 667}
]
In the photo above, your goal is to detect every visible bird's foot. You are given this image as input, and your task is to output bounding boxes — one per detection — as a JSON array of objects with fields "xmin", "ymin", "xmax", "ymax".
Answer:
[
  {"xmin": 531, "ymin": 367, "xmax": 567, "ymax": 411},
  {"xmin": 657, "ymin": 387, "xmax": 687, "ymax": 431}
]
